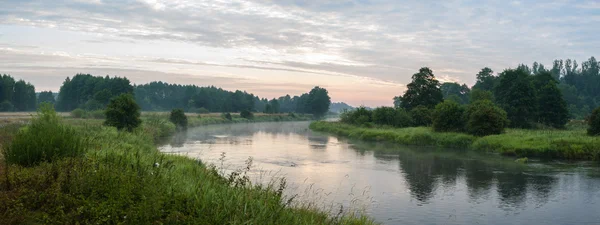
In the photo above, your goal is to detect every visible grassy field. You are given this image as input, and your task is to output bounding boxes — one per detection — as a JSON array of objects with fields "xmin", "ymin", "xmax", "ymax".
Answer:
[
  {"xmin": 310, "ymin": 121, "xmax": 600, "ymax": 161},
  {"xmin": 0, "ymin": 112, "xmax": 373, "ymax": 224}
]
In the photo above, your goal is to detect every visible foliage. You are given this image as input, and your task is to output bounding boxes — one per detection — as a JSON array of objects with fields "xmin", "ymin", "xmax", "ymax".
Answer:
[
  {"xmin": 441, "ymin": 82, "xmax": 470, "ymax": 104},
  {"xmin": 240, "ymin": 109, "xmax": 254, "ymax": 119},
  {"xmin": 340, "ymin": 107, "xmax": 372, "ymax": 125},
  {"xmin": 472, "ymin": 67, "xmax": 496, "ymax": 91},
  {"xmin": 169, "ymin": 108, "xmax": 188, "ymax": 129},
  {"xmin": 3, "ymin": 103, "xmax": 85, "ymax": 167},
  {"xmin": 588, "ymin": 107, "xmax": 600, "ymax": 136},
  {"xmin": 469, "ymin": 89, "xmax": 494, "ymax": 102},
  {"xmin": 372, "ymin": 107, "xmax": 413, "ymax": 128},
  {"xmin": 0, "ymin": 75, "xmax": 36, "ymax": 111},
  {"xmin": 222, "ymin": 112, "xmax": 233, "ymax": 121},
  {"xmin": 197, "ymin": 107, "xmax": 210, "ymax": 114},
  {"xmin": 410, "ymin": 105, "xmax": 433, "ymax": 127},
  {"xmin": 304, "ymin": 86, "xmax": 331, "ymax": 118},
  {"xmin": 0, "ymin": 101, "xmax": 14, "ymax": 112},
  {"xmin": 56, "ymin": 74, "xmax": 133, "ymax": 111},
  {"xmin": 37, "ymin": 91, "xmax": 56, "ymax": 105},
  {"xmin": 398, "ymin": 67, "xmax": 443, "ymax": 110},
  {"xmin": 432, "ymin": 100, "xmax": 465, "ymax": 132},
  {"xmin": 71, "ymin": 108, "xmax": 86, "ymax": 118},
  {"xmin": 494, "ymin": 68, "xmax": 537, "ymax": 128},
  {"xmin": 104, "ymin": 94, "xmax": 141, "ymax": 132},
  {"xmin": 465, "ymin": 100, "xmax": 509, "ymax": 136},
  {"xmin": 536, "ymin": 73, "xmax": 569, "ymax": 128}
]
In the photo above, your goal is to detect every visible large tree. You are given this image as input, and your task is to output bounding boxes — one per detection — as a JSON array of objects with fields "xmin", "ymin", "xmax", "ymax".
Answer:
[
  {"xmin": 305, "ymin": 86, "xmax": 331, "ymax": 118},
  {"xmin": 494, "ymin": 68, "xmax": 537, "ymax": 128},
  {"xmin": 440, "ymin": 82, "xmax": 470, "ymax": 104},
  {"xmin": 37, "ymin": 91, "xmax": 56, "ymax": 105},
  {"xmin": 104, "ymin": 94, "xmax": 141, "ymax": 132},
  {"xmin": 399, "ymin": 67, "xmax": 443, "ymax": 110},
  {"xmin": 534, "ymin": 71, "xmax": 569, "ymax": 128},
  {"xmin": 472, "ymin": 67, "xmax": 496, "ymax": 91}
]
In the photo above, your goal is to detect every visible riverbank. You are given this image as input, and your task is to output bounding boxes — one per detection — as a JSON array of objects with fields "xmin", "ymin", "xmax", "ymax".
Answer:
[
  {"xmin": 310, "ymin": 121, "xmax": 600, "ymax": 161},
  {"xmin": 0, "ymin": 115, "xmax": 373, "ymax": 224}
]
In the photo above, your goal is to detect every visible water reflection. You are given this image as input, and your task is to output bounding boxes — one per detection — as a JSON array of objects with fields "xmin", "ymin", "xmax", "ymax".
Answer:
[{"xmin": 160, "ymin": 122, "xmax": 600, "ymax": 225}]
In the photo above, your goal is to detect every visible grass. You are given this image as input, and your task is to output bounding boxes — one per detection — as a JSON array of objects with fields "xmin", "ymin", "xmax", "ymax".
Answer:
[
  {"xmin": 0, "ymin": 112, "xmax": 372, "ymax": 224},
  {"xmin": 310, "ymin": 121, "xmax": 600, "ymax": 161}
]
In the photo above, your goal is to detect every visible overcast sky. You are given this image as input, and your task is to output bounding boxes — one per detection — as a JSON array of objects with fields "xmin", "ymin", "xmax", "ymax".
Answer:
[{"xmin": 1, "ymin": 0, "xmax": 599, "ymax": 106}]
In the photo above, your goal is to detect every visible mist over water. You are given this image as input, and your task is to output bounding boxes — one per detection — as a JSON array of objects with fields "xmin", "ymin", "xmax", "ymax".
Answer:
[{"xmin": 160, "ymin": 121, "xmax": 600, "ymax": 225}]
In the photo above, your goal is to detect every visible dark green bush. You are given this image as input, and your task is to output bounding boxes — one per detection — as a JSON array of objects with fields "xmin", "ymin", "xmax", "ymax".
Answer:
[
  {"xmin": 433, "ymin": 100, "xmax": 466, "ymax": 132},
  {"xmin": 240, "ymin": 110, "xmax": 254, "ymax": 119},
  {"xmin": 588, "ymin": 107, "xmax": 600, "ymax": 136},
  {"xmin": 340, "ymin": 107, "xmax": 372, "ymax": 125},
  {"xmin": 0, "ymin": 101, "xmax": 14, "ymax": 112},
  {"xmin": 89, "ymin": 110, "xmax": 106, "ymax": 119},
  {"xmin": 222, "ymin": 112, "xmax": 233, "ymax": 121},
  {"xmin": 288, "ymin": 112, "xmax": 296, "ymax": 118},
  {"xmin": 372, "ymin": 107, "xmax": 413, "ymax": 128},
  {"xmin": 465, "ymin": 100, "xmax": 509, "ymax": 136},
  {"xmin": 169, "ymin": 108, "xmax": 188, "ymax": 129},
  {"xmin": 410, "ymin": 105, "xmax": 433, "ymax": 126},
  {"xmin": 104, "ymin": 94, "xmax": 141, "ymax": 132},
  {"xmin": 71, "ymin": 108, "xmax": 86, "ymax": 118},
  {"xmin": 197, "ymin": 107, "xmax": 210, "ymax": 114},
  {"xmin": 3, "ymin": 104, "xmax": 85, "ymax": 167}
]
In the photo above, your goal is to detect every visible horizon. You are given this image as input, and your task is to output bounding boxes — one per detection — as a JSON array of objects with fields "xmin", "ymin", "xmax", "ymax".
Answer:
[{"xmin": 2, "ymin": 0, "xmax": 599, "ymax": 107}]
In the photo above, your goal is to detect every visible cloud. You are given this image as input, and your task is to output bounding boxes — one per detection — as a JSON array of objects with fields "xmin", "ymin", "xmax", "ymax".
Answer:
[{"xmin": 1, "ymin": 0, "xmax": 599, "ymax": 106}]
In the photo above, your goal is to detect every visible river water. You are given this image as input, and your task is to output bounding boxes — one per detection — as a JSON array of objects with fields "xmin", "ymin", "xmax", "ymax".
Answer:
[{"xmin": 159, "ymin": 121, "xmax": 600, "ymax": 225}]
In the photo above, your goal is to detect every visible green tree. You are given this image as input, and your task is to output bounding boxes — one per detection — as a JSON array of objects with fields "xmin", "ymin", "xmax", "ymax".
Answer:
[
  {"xmin": 588, "ymin": 107, "xmax": 600, "ymax": 136},
  {"xmin": 169, "ymin": 108, "xmax": 188, "ymax": 129},
  {"xmin": 399, "ymin": 67, "xmax": 443, "ymax": 110},
  {"xmin": 472, "ymin": 67, "xmax": 496, "ymax": 91},
  {"xmin": 465, "ymin": 100, "xmax": 509, "ymax": 136},
  {"xmin": 340, "ymin": 107, "xmax": 372, "ymax": 125},
  {"xmin": 372, "ymin": 107, "xmax": 413, "ymax": 128},
  {"xmin": 305, "ymin": 86, "xmax": 331, "ymax": 118},
  {"xmin": 441, "ymin": 82, "xmax": 470, "ymax": 104},
  {"xmin": 432, "ymin": 100, "xmax": 465, "ymax": 132},
  {"xmin": 534, "ymin": 72, "xmax": 569, "ymax": 128},
  {"xmin": 104, "ymin": 94, "xmax": 141, "ymax": 132},
  {"xmin": 469, "ymin": 89, "xmax": 494, "ymax": 102},
  {"xmin": 38, "ymin": 91, "xmax": 56, "ymax": 105},
  {"xmin": 410, "ymin": 105, "xmax": 433, "ymax": 127},
  {"xmin": 494, "ymin": 68, "xmax": 537, "ymax": 128}
]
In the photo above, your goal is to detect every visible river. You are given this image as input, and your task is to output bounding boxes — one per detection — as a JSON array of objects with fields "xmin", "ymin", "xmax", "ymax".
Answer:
[{"xmin": 159, "ymin": 121, "xmax": 600, "ymax": 225}]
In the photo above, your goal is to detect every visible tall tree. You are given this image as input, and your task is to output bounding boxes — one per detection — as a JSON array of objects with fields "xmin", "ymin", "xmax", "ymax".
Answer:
[
  {"xmin": 305, "ymin": 86, "xmax": 331, "ymax": 118},
  {"xmin": 472, "ymin": 67, "xmax": 496, "ymax": 91},
  {"xmin": 37, "ymin": 91, "xmax": 56, "ymax": 105},
  {"xmin": 440, "ymin": 82, "xmax": 470, "ymax": 104},
  {"xmin": 494, "ymin": 68, "xmax": 537, "ymax": 128},
  {"xmin": 399, "ymin": 67, "xmax": 443, "ymax": 110}
]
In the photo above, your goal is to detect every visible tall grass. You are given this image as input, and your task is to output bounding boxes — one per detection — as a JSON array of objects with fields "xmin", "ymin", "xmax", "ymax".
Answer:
[
  {"xmin": 3, "ymin": 104, "xmax": 86, "ymax": 167},
  {"xmin": 310, "ymin": 121, "xmax": 600, "ymax": 161},
  {"xmin": 0, "ymin": 113, "xmax": 373, "ymax": 224}
]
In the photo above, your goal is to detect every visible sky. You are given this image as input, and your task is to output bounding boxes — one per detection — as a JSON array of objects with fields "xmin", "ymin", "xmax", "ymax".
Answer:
[{"xmin": 1, "ymin": 0, "xmax": 599, "ymax": 107}]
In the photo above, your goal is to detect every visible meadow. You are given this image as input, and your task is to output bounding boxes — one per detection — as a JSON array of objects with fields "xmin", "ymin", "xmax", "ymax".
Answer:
[
  {"xmin": 0, "ymin": 111, "xmax": 372, "ymax": 224},
  {"xmin": 310, "ymin": 121, "xmax": 600, "ymax": 161}
]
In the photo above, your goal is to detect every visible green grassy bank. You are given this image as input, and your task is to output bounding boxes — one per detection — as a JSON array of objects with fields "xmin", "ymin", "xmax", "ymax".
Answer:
[
  {"xmin": 310, "ymin": 121, "xmax": 600, "ymax": 161},
  {"xmin": 0, "ymin": 114, "xmax": 372, "ymax": 224}
]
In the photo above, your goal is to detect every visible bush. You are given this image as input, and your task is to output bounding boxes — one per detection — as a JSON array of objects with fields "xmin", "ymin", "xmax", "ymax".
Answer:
[
  {"xmin": 169, "ymin": 108, "xmax": 188, "ymax": 129},
  {"xmin": 588, "ymin": 107, "xmax": 600, "ymax": 136},
  {"xmin": 372, "ymin": 107, "xmax": 412, "ymax": 128},
  {"xmin": 0, "ymin": 101, "xmax": 14, "ymax": 112},
  {"xmin": 433, "ymin": 100, "xmax": 466, "ymax": 132},
  {"xmin": 71, "ymin": 108, "xmax": 86, "ymax": 118},
  {"xmin": 410, "ymin": 105, "xmax": 433, "ymax": 126},
  {"xmin": 3, "ymin": 104, "xmax": 85, "ymax": 167},
  {"xmin": 104, "ymin": 94, "xmax": 141, "ymax": 132},
  {"xmin": 340, "ymin": 107, "xmax": 372, "ymax": 125},
  {"xmin": 465, "ymin": 100, "xmax": 509, "ymax": 136},
  {"xmin": 197, "ymin": 107, "xmax": 210, "ymax": 114},
  {"xmin": 89, "ymin": 110, "xmax": 106, "ymax": 119},
  {"xmin": 144, "ymin": 114, "xmax": 177, "ymax": 141},
  {"xmin": 222, "ymin": 112, "xmax": 232, "ymax": 121},
  {"xmin": 240, "ymin": 110, "xmax": 254, "ymax": 119}
]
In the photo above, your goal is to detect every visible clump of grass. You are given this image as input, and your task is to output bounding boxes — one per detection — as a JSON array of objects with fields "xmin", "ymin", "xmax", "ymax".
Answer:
[
  {"xmin": 142, "ymin": 113, "xmax": 176, "ymax": 142},
  {"xmin": 3, "ymin": 104, "xmax": 86, "ymax": 167}
]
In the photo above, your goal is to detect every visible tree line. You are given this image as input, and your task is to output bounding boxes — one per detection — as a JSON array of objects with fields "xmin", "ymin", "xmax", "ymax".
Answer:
[{"xmin": 0, "ymin": 73, "xmax": 331, "ymax": 118}]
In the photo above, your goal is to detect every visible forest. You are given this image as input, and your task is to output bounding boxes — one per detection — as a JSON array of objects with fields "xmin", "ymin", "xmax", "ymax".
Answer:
[{"xmin": 0, "ymin": 73, "xmax": 332, "ymax": 118}]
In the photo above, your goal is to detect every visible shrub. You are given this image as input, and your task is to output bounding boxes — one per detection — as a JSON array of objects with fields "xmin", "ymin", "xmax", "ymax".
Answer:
[
  {"xmin": 169, "ymin": 108, "xmax": 188, "ymax": 129},
  {"xmin": 340, "ymin": 107, "xmax": 372, "ymax": 125},
  {"xmin": 410, "ymin": 105, "xmax": 433, "ymax": 126},
  {"xmin": 465, "ymin": 100, "xmax": 509, "ymax": 136},
  {"xmin": 104, "ymin": 94, "xmax": 141, "ymax": 132},
  {"xmin": 89, "ymin": 110, "xmax": 106, "ymax": 119},
  {"xmin": 372, "ymin": 107, "xmax": 413, "ymax": 128},
  {"xmin": 3, "ymin": 104, "xmax": 85, "ymax": 167},
  {"xmin": 197, "ymin": 107, "xmax": 210, "ymax": 114},
  {"xmin": 288, "ymin": 112, "xmax": 296, "ymax": 118},
  {"xmin": 0, "ymin": 101, "xmax": 14, "ymax": 112},
  {"xmin": 222, "ymin": 112, "xmax": 233, "ymax": 121},
  {"xmin": 433, "ymin": 100, "xmax": 465, "ymax": 132},
  {"xmin": 144, "ymin": 114, "xmax": 177, "ymax": 141},
  {"xmin": 588, "ymin": 107, "xmax": 600, "ymax": 136},
  {"xmin": 240, "ymin": 110, "xmax": 254, "ymax": 119},
  {"xmin": 71, "ymin": 108, "xmax": 86, "ymax": 118}
]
